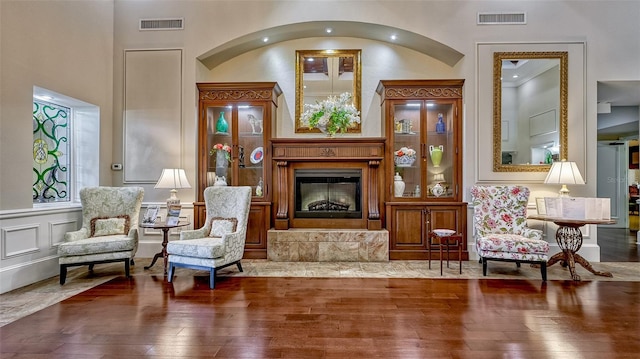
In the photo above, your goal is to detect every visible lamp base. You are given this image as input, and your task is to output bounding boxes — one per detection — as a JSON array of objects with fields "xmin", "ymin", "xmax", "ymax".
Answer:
[
  {"xmin": 558, "ymin": 184, "xmax": 571, "ymax": 197},
  {"xmin": 166, "ymin": 189, "xmax": 180, "ymax": 208}
]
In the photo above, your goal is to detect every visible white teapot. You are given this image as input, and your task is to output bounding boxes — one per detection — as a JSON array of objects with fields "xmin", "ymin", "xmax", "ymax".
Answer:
[{"xmin": 213, "ymin": 175, "xmax": 227, "ymax": 186}]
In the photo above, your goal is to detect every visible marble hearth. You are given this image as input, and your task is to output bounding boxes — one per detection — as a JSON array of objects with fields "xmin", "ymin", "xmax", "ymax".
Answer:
[{"xmin": 267, "ymin": 229, "xmax": 389, "ymax": 262}]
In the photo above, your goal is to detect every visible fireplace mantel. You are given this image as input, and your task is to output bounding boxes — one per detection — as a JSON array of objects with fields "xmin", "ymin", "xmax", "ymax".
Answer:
[{"xmin": 271, "ymin": 138, "xmax": 386, "ymax": 230}]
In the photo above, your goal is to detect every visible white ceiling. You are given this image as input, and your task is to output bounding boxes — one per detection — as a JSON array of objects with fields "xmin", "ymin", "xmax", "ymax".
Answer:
[
  {"xmin": 598, "ymin": 81, "xmax": 640, "ymax": 107},
  {"xmin": 597, "ymin": 81, "xmax": 640, "ymax": 138}
]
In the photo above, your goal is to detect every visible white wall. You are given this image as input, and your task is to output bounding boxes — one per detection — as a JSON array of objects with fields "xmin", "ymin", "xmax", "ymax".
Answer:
[
  {"xmin": 1, "ymin": 0, "xmax": 115, "ymax": 293},
  {"xmin": 1, "ymin": 0, "xmax": 115, "ymax": 210}
]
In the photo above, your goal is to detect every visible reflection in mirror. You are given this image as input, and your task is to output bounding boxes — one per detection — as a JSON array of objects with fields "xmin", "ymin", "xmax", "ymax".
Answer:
[
  {"xmin": 493, "ymin": 51, "xmax": 568, "ymax": 172},
  {"xmin": 295, "ymin": 49, "xmax": 361, "ymax": 133}
]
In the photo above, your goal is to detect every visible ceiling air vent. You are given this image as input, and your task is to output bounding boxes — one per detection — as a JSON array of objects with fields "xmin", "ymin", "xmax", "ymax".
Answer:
[
  {"xmin": 139, "ymin": 18, "xmax": 184, "ymax": 31},
  {"xmin": 477, "ymin": 12, "xmax": 527, "ymax": 25}
]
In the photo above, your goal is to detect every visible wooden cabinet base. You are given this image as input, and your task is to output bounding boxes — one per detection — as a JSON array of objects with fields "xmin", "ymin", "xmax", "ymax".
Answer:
[{"xmin": 387, "ymin": 202, "xmax": 468, "ymax": 260}]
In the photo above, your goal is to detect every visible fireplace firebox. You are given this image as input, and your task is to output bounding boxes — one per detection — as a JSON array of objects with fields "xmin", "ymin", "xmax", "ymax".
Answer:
[{"xmin": 295, "ymin": 169, "xmax": 362, "ymax": 219}]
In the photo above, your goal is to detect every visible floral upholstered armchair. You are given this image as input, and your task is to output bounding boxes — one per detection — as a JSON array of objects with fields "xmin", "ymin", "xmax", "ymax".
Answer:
[
  {"xmin": 470, "ymin": 185, "xmax": 549, "ymax": 280},
  {"xmin": 58, "ymin": 186, "xmax": 144, "ymax": 284},
  {"xmin": 167, "ymin": 186, "xmax": 252, "ymax": 289}
]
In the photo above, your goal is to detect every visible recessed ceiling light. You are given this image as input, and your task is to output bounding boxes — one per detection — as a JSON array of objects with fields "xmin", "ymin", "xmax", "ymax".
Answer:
[
  {"xmin": 325, "ymin": 28, "xmax": 333, "ymax": 33},
  {"xmin": 262, "ymin": 37, "xmax": 269, "ymax": 43},
  {"xmin": 390, "ymin": 34, "xmax": 397, "ymax": 41},
  {"xmin": 512, "ymin": 74, "xmax": 519, "ymax": 78}
]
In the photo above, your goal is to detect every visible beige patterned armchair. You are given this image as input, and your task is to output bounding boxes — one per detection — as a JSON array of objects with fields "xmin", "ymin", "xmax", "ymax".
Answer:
[
  {"xmin": 58, "ymin": 186, "xmax": 144, "ymax": 284},
  {"xmin": 167, "ymin": 186, "xmax": 252, "ymax": 289},
  {"xmin": 470, "ymin": 185, "xmax": 550, "ymax": 280}
]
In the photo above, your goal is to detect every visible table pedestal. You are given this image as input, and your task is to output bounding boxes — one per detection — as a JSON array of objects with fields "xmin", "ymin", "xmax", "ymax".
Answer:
[
  {"xmin": 548, "ymin": 222, "xmax": 613, "ymax": 281},
  {"xmin": 144, "ymin": 227, "xmax": 171, "ymax": 274},
  {"xmin": 140, "ymin": 221, "xmax": 189, "ymax": 276}
]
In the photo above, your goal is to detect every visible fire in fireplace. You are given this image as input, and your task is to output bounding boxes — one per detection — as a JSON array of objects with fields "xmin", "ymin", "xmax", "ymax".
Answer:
[{"xmin": 294, "ymin": 169, "xmax": 362, "ymax": 219}]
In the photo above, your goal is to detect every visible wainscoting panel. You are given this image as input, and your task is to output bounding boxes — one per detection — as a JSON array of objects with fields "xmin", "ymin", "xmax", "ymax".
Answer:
[
  {"xmin": 2, "ymin": 224, "xmax": 39, "ymax": 258},
  {"xmin": 49, "ymin": 219, "xmax": 78, "ymax": 247},
  {"xmin": 0, "ymin": 206, "xmax": 81, "ymax": 293}
]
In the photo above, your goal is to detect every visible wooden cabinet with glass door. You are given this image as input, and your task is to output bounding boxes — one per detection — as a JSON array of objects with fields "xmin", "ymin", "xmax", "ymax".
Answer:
[
  {"xmin": 377, "ymin": 79, "xmax": 467, "ymax": 260},
  {"xmin": 195, "ymin": 82, "xmax": 281, "ymax": 259}
]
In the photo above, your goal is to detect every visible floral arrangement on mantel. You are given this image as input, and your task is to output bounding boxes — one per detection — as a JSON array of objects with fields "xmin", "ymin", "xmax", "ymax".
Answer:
[
  {"xmin": 209, "ymin": 143, "xmax": 232, "ymax": 162},
  {"xmin": 301, "ymin": 92, "xmax": 361, "ymax": 136}
]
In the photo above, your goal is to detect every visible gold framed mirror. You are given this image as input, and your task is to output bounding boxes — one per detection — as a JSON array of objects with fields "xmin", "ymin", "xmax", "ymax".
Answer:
[
  {"xmin": 493, "ymin": 51, "xmax": 568, "ymax": 172},
  {"xmin": 295, "ymin": 49, "xmax": 361, "ymax": 133}
]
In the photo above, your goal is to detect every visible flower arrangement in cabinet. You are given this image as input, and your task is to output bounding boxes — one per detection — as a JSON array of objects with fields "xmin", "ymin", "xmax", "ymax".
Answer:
[{"xmin": 394, "ymin": 147, "xmax": 417, "ymax": 167}]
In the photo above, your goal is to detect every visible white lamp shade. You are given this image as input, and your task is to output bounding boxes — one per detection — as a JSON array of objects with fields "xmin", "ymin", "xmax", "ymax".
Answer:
[
  {"xmin": 544, "ymin": 160, "xmax": 585, "ymax": 185},
  {"xmin": 154, "ymin": 169, "xmax": 192, "ymax": 189}
]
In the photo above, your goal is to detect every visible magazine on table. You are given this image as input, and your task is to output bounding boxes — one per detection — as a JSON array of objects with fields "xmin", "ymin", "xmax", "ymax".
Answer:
[{"xmin": 165, "ymin": 204, "xmax": 182, "ymax": 226}]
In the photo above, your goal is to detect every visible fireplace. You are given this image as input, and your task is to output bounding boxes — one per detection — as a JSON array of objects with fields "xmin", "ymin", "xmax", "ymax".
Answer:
[
  {"xmin": 295, "ymin": 169, "xmax": 362, "ymax": 219},
  {"xmin": 272, "ymin": 137, "xmax": 385, "ymax": 230}
]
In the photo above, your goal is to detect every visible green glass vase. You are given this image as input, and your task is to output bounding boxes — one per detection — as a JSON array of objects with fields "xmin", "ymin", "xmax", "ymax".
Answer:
[{"xmin": 216, "ymin": 112, "xmax": 229, "ymax": 134}]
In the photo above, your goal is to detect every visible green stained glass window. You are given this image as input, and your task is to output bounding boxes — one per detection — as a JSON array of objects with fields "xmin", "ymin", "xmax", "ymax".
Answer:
[{"xmin": 33, "ymin": 101, "xmax": 70, "ymax": 203}]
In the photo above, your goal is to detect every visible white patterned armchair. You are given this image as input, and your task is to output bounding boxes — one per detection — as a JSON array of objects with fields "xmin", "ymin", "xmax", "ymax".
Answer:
[
  {"xmin": 58, "ymin": 186, "xmax": 144, "ymax": 284},
  {"xmin": 470, "ymin": 185, "xmax": 549, "ymax": 280},
  {"xmin": 167, "ymin": 186, "xmax": 252, "ymax": 289}
]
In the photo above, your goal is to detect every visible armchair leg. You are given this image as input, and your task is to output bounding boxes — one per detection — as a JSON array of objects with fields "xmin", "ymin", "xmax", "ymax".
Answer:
[
  {"xmin": 124, "ymin": 259, "xmax": 130, "ymax": 278},
  {"xmin": 209, "ymin": 269, "xmax": 216, "ymax": 289},
  {"xmin": 482, "ymin": 258, "xmax": 488, "ymax": 276},
  {"xmin": 167, "ymin": 263, "xmax": 175, "ymax": 283},
  {"xmin": 88, "ymin": 264, "xmax": 94, "ymax": 272},
  {"xmin": 237, "ymin": 261, "xmax": 243, "ymax": 273},
  {"xmin": 540, "ymin": 262, "xmax": 547, "ymax": 281},
  {"xmin": 516, "ymin": 261, "xmax": 521, "ymax": 268},
  {"xmin": 130, "ymin": 258, "xmax": 135, "ymax": 266},
  {"xmin": 60, "ymin": 265, "xmax": 67, "ymax": 285}
]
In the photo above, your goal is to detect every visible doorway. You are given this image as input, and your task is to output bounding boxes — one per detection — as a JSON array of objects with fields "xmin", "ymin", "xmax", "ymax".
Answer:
[{"xmin": 596, "ymin": 80, "xmax": 640, "ymax": 261}]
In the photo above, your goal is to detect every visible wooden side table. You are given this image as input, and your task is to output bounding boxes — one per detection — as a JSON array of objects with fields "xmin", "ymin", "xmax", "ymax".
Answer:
[
  {"xmin": 428, "ymin": 231, "xmax": 463, "ymax": 275},
  {"xmin": 140, "ymin": 221, "xmax": 190, "ymax": 275},
  {"xmin": 528, "ymin": 215, "xmax": 615, "ymax": 281}
]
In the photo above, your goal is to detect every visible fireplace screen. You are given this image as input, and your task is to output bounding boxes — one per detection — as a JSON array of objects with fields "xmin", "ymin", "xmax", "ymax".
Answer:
[{"xmin": 295, "ymin": 169, "xmax": 362, "ymax": 219}]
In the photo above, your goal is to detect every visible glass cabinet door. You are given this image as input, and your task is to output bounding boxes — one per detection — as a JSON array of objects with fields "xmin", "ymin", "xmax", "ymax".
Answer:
[
  {"xmin": 237, "ymin": 105, "xmax": 265, "ymax": 198},
  {"xmin": 425, "ymin": 100, "xmax": 455, "ymax": 199},
  {"xmin": 206, "ymin": 105, "xmax": 233, "ymax": 187},
  {"xmin": 391, "ymin": 101, "xmax": 422, "ymax": 198}
]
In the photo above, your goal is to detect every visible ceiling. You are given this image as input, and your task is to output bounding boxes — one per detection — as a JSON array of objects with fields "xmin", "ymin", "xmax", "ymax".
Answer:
[
  {"xmin": 598, "ymin": 81, "xmax": 640, "ymax": 107},
  {"xmin": 197, "ymin": 21, "xmax": 464, "ymax": 69},
  {"xmin": 597, "ymin": 81, "xmax": 640, "ymax": 139}
]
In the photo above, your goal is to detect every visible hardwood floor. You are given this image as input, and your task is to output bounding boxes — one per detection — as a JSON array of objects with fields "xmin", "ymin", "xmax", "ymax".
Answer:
[
  {"xmin": 1, "ymin": 275, "xmax": 639, "ymax": 358},
  {"xmin": 597, "ymin": 225, "xmax": 639, "ymax": 262},
  {"xmin": 1, "ymin": 225, "xmax": 637, "ymax": 358}
]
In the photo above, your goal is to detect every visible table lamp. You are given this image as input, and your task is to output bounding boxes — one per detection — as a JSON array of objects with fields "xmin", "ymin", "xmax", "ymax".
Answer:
[
  {"xmin": 154, "ymin": 168, "xmax": 192, "ymax": 207},
  {"xmin": 544, "ymin": 159, "xmax": 585, "ymax": 197}
]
